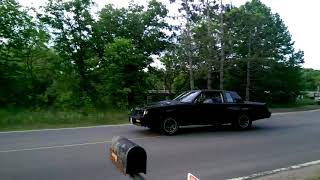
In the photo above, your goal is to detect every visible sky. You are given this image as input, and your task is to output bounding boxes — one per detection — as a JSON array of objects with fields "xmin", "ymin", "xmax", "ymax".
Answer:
[{"xmin": 19, "ymin": 0, "xmax": 320, "ymax": 70}]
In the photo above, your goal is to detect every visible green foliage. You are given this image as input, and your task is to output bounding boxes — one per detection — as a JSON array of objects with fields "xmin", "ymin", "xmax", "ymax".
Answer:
[
  {"xmin": 302, "ymin": 68, "xmax": 320, "ymax": 91},
  {"xmin": 40, "ymin": 0, "xmax": 96, "ymax": 107},
  {"xmin": 93, "ymin": 0, "xmax": 170, "ymax": 60},
  {"xmin": 0, "ymin": 0, "xmax": 317, "ymax": 114},
  {"xmin": 95, "ymin": 39, "xmax": 148, "ymax": 109},
  {"xmin": 0, "ymin": 0, "xmax": 51, "ymax": 107},
  {"xmin": 224, "ymin": 0, "xmax": 304, "ymax": 103}
]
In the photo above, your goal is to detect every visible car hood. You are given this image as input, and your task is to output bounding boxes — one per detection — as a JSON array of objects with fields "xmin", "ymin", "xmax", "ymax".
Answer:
[
  {"xmin": 146, "ymin": 100, "xmax": 183, "ymax": 109},
  {"xmin": 245, "ymin": 101, "xmax": 266, "ymax": 106},
  {"xmin": 149, "ymin": 100, "xmax": 172, "ymax": 106}
]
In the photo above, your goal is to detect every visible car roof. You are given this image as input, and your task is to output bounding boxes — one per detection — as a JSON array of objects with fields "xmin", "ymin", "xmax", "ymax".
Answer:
[
  {"xmin": 188, "ymin": 89, "xmax": 230, "ymax": 93},
  {"xmin": 182, "ymin": 90, "xmax": 237, "ymax": 95}
]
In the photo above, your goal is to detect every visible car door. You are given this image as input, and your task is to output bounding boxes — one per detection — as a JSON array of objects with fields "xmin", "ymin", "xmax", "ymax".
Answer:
[
  {"xmin": 193, "ymin": 92, "xmax": 224, "ymax": 125},
  {"xmin": 192, "ymin": 92, "xmax": 209, "ymax": 125},
  {"xmin": 176, "ymin": 91, "xmax": 201, "ymax": 125},
  {"xmin": 223, "ymin": 91, "xmax": 243, "ymax": 123}
]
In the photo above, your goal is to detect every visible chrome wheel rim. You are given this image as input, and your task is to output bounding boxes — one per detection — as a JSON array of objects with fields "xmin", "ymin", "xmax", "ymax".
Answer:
[
  {"xmin": 239, "ymin": 115, "xmax": 249, "ymax": 129},
  {"xmin": 164, "ymin": 118, "xmax": 178, "ymax": 134}
]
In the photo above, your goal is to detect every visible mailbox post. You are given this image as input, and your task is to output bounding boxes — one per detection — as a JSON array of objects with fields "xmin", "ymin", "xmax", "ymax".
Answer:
[{"xmin": 109, "ymin": 136, "xmax": 147, "ymax": 179}]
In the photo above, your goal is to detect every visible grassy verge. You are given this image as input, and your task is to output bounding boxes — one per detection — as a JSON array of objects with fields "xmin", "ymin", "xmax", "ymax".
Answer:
[
  {"xmin": 270, "ymin": 98, "xmax": 320, "ymax": 112},
  {"xmin": 270, "ymin": 98, "xmax": 316, "ymax": 108},
  {"xmin": 0, "ymin": 108, "xmax": 128, "ymax": 132}
]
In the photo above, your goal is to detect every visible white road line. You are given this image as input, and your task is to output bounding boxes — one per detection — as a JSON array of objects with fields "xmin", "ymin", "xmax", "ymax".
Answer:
[
  {"xmin": 0, "ymin": 124, "xmax": 131, "ymax": 134},
  {"xmin": 0, "ymin": 136, "xmax": 161, "ymax": 153},
  {"xmin": 227, "ymin": 160, "xmax": 320, "ymax": 180}
]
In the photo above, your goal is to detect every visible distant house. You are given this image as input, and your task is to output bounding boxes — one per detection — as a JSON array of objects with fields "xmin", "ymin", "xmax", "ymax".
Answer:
[
  {"xmin": 147, "ymin": 90, "xmax": 175, "ymax": 104},
  {"xmin": 304, "ymin": 91, "xmax": 320, "ymax": 99}
]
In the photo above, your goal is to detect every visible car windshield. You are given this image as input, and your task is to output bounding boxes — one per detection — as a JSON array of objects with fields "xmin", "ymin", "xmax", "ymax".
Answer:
[
  {"xmin": 173, "ymin": 91, "xmax": 191, "ymax": 101},
  {"xmin": 180, "ymin": 91, "xmax": 200, "ymax": 103}
]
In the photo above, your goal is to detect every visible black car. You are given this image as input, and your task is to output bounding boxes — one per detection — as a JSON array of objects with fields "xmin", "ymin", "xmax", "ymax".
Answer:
[{"xmin": 129, "ymin": 90, "xmax": 271, "ymax": 135}]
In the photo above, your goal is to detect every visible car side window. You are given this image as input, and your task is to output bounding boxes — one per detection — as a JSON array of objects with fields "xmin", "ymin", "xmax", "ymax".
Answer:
[
  {"xmin": 196, "ymin": 92, "xmax": 223, "ymax": 104},
  {"xmin": 230, "ymin": 91, "xmax": 243, "ymax": 103},
  {"xmin": 210, "ymin": 92, "xmax": 223, "ymax": 103},
  {"xmin": 225, "ymin": 92, "xmax": 234, "ymax": 103},
  {"xmin": 194, "ymin": 93, "xmax": 206, "ymax": 103}
]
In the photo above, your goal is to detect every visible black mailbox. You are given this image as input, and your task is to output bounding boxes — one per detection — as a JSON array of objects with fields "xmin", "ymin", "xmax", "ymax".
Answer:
[{"xmin": 109, "ymin": 136, "xmax": 147, "ymax": 175}]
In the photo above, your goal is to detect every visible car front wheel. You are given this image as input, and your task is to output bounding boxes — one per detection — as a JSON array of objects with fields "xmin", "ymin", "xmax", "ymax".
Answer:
[
  {"xmin": 233, "ymin": 114, "xmax": 252, "ymax": 130},
  {"xmin": 160, "ymin": 117, "xmax": 179, "ymax": 135}
]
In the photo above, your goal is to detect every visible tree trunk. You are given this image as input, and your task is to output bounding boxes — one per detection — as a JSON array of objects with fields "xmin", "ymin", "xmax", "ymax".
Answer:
[
  {"xmin": 245, "ymin": 59, "xmax": 250, "ymax": 101},
  {"xmin": 186, "ymin": 19, "xmax": 194, "ymax": 90},
  {"xmin": 219, "ymin": 0, "xmax": 225, "ymax": 90},
  {"xmin": 206, "ymin": 0, "xmax": 213, "ymax": 90},
  {"xmin": 188, "ymin": 50, "xmax": 194, "ymax": 90},
  {"xmin": 246, "ymin": 40, "xmax": 251, "ymax": 101}
]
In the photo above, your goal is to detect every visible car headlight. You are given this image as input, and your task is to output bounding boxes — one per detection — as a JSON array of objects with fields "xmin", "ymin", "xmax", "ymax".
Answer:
[{"xmin": 143, "ymin": 110, "xmax": 148, "ymax": 116}]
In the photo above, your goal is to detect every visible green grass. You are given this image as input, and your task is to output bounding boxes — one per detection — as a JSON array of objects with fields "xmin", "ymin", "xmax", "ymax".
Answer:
[
  {"xmin": 270, "ymin": 98, "xmax": 316, "ymax": 108},
  {"xmin": 270, "ymin": 98, "xmax": 320, "ymax": 112},
  {"xmin": 0, "ymin": 108, "xmax": 129, "ymax": 132},
  {"xmin": 309, "ymin": 176, "xmax": 320, "ymax": 180}
]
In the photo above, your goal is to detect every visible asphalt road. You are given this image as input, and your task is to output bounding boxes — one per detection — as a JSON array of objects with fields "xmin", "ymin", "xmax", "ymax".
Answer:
[{"xmin": 1, "ymin": 110, "xmax": 320, "ymax": 180}]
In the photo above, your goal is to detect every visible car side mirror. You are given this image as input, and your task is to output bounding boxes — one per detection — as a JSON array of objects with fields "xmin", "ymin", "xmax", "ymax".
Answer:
[{"xmin": 195, "ymin": 100, "xmax": 202, "ymax": 104}]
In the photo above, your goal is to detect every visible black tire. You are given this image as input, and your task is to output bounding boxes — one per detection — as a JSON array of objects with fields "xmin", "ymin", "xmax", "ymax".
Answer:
[
  {"xmin": 160, "ymin": 117, "xmax": 179, "ymax": 135},
  {"xmin": 233, "ymin": 114, "xmax": 252, "ymax": 130}
]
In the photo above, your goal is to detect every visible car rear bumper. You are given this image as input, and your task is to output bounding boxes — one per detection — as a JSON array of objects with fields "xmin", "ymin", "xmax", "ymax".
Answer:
[
  {"xmin": 253, "ymin": 110, "xmax": 271, "ymax": 121},
  {"xmin": 267, "ymin": 111, "xmax": 272, "ymax": 118}
]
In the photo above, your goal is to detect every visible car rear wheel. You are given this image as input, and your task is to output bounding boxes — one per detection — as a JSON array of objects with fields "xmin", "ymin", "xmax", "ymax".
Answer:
[
  {"xmin": 233, "ymin": 114, "xmax": 252, "ymax": 130},
  {"xmin": 160, "ymin": 117, "xmax": 179, "ymax": 135}
]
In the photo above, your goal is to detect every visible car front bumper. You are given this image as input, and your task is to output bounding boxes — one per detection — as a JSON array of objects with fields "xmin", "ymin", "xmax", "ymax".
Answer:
[{"xmin": 129, "ymin": 115, "xmax": 148, "ymax": 127}]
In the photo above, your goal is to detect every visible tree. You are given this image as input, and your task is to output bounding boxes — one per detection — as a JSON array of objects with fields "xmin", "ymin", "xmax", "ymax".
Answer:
[
  {"xmin": 196, "ymin": 0, "xmax": 220, "ymax": 90},
  {"xmin": 225, "ymin": 0, "xmax": 304, "ymax": 102},
  {"xmin": 91, "ymin": 0, "xmax": 171, "ymax": 107},
  {"xmin": 170, "ymin": 0, "xmax": 202, "ymax": 90},
  {"xmin": 93, "ymin": 0, "xmax": 171, "ymax": 60},
  {"xmin": 219, "ymin": 0, "xmax": 225, "ymax": 90},
  {"xmin": 302, "ymin": 68, "xmax": 320, "ymax": 91},
  {"xmin": 160, "ymin": 52, "xmax": 182, "ymax": 93},
  {"xmin": 100, "ymin": 39, "xmax": 148, "ymax": 108},
  {"xmin": 0, "ymin": 0, "xmax": 50, "ymax": 107},
  {"xmin": 40, "ymin": 0, "xmax": 95, "ymax": 106}
]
